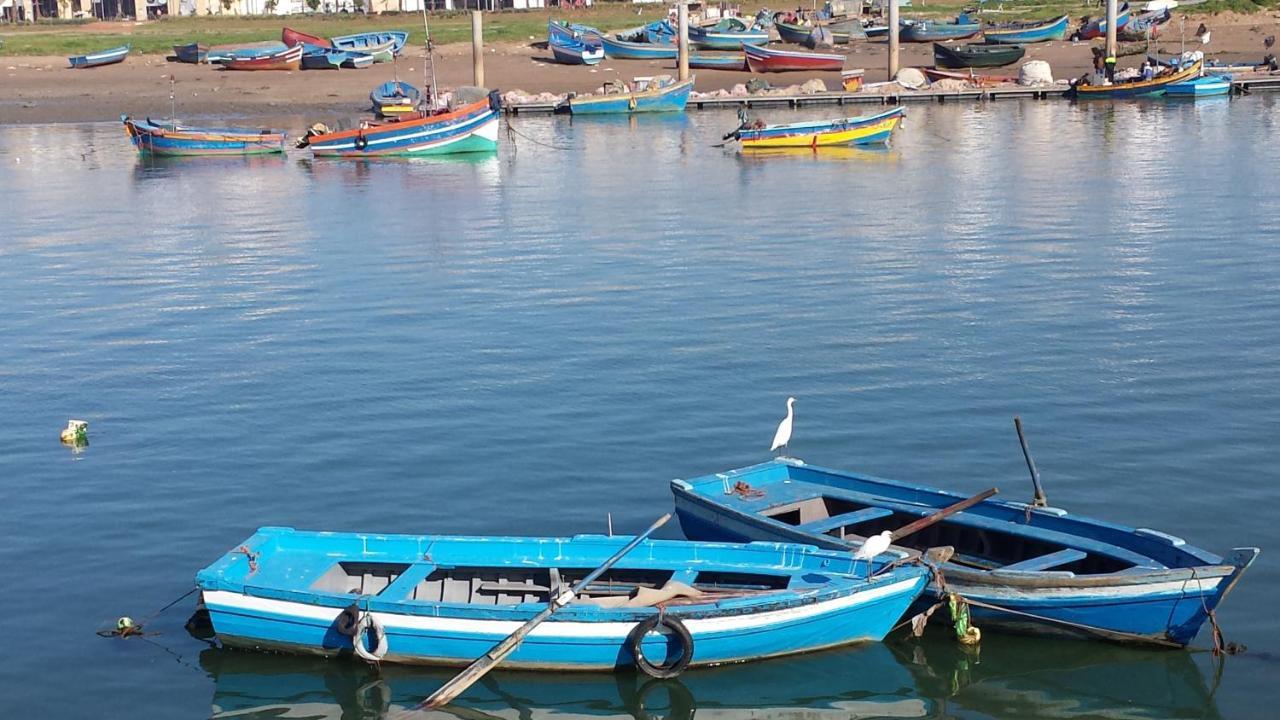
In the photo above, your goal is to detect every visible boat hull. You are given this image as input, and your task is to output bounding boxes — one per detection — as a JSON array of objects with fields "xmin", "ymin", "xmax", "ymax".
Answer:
[
  {"xmin": 1066, "ymin": 59, "xmax": 1202, "ymax": 99},
  {"xmin": 223, "ymin": 46, "xmax": 302, "ymax": 71},
  {"xmin": 594, "ymin": 34, "xmax": 679, "ymax": 60},
  {"xmin": 172, "ymin": 42, "xmax": 208, "ymax": 64},
  {"xmin": 689, "ymin": 28, "xmax": 769, "ymax": 50},
  {"xmin": 550, "ymin": 37, "xmax": 604, "ymax": 65},
  {"xmin": 933, "ymin": 42, "xmax": 1026, "ymax": 69},
  {"xmin": 982, "ymin": 14, "xmax": 1069, "ymax": 44},
  {"xmin": 685, "ymin": 52, "xmax": 746, "ymax": 70},
  {"xmin": 68, "ymin": 44, "xmax": 130, "ymax": 68},
  {"xmin": 1166, "ymin": 75, "xmax": 1231, "ymax": 97},
  {"xmin": 307, "ymin": 97, "xmax": 500, "ymax": 157},
  {"xmin": 197, "ymin": 528, "xmax": 929, "ymax": 671},
  {"xmin": 282, "ymin": 27, "xmax": 330, "ymax": 49},
  {"xmin": 566, "ymin": 78, "xmax": 694, "ymax": 114},
  {"xmin": 671, "ymin": 458, "xmax": 1258, "ymax": 647},
  {"xmin": 331, "ymin": 30, "xmax": 408, "ymax": 55},
  {"xmin": 122, "ymin": 115, "xmax": 285, "ymax": 156},
  {"xmin": 744, "ymin": 44, "xmax": 845, "ymax": 73},
  {"xmin": 900, "ymin": 22, "xmax": 980, "ymax": 43},
  {"xmin": 737, "ymin": 107, "xmax": 904, "ymax": 148}
]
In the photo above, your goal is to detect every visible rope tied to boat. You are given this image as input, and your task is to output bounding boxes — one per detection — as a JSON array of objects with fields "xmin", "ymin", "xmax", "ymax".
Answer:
[
  {"xmin": 234, "ymin": 545, "xmax": 259, "ymax": 574},
  {"xmin": 503, "ymin": 120, "xmax": 574, "ymax": 152},
  {"xmin": 730, "ymin": 481, "xmax": 764, "ymax": 499}
]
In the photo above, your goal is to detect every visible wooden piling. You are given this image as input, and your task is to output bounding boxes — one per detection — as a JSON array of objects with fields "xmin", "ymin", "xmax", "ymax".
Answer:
[
  {"xmin": 471, "ymin": 10, "xmax": 484, "ymax": 88},
  {"xmin": 888, "ymin": 0, "xmax": 900, "ymax": 80},
  {"xmin": 677, "ymin": 2, "xmax": 690, "ymax": 82},
  {"xmin": 1105, "ymin": 0, "xmax": 1118, "ymax": 60}
]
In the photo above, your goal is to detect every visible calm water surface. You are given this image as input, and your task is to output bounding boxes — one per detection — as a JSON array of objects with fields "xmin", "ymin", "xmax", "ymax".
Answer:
[{"xmin": 2, "ymin": 96, "xmax": 1278, "ymax": 718}]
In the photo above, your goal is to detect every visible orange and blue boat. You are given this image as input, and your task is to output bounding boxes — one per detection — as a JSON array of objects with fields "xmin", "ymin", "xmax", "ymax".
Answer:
[
  {"xmin": 122, "ymin": 115, "xmax": 286, "ymax": 156},
  {"xmin": 727, "ymin": 106, "xmax": 905, "ymax": 149},
  {"xmin": 298, "ymin": 93, "xmax": 501, "ymax": 158}
]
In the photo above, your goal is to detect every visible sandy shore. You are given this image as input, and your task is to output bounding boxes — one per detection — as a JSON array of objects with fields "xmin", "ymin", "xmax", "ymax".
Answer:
[{"xmin": 3, "ymin": 12, "xmax": 1278, "ymax": 125}]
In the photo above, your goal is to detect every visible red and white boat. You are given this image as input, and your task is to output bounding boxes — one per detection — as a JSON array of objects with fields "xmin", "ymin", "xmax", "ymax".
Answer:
[
  {"xmin": 223, "ymin": 45, "xmax": 303, "ymax": 71},
  {"xmin": 744, "ymin": 43, "xmax": 844, "ymax": 73}
]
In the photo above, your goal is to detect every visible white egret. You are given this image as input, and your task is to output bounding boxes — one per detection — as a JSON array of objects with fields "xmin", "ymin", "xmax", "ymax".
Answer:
[
  {"xmin": 853, "ymin": 530, "xmax": 893, "ymax": 578},
  {"xmin": 770, "ymin": 397, "xmax": 796, "ymax": 455}
]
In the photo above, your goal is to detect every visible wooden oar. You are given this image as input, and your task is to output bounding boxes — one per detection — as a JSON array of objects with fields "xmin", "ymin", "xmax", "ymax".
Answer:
[
  {"xmin": 1013, "ymin": 416, "xmax": 1048, "ymax": 507},
  {"xmin": 417, "ymin": 513, "xmax": 672, "ymax": 710},
  {"xmin": 888, "ymin": 487, "xmax": 998, "ymax": 543}
]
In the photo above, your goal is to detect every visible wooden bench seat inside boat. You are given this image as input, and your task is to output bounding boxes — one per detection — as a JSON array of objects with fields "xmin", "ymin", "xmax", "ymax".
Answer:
[{"xmin": 997, "ymin": 548, "xmax": 1088, "ymax": 572}]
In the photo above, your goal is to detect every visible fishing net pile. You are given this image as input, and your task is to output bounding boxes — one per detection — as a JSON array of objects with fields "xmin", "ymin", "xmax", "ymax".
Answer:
[{"xmin": 1018, "ymin": 60, "xmax": 1054, "ymax": 86}]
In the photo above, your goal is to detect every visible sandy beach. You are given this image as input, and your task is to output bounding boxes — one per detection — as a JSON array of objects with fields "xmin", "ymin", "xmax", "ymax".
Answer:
[{"xmin": 2, "ymin": 11, "xmax": 1278, "ymax": 125}]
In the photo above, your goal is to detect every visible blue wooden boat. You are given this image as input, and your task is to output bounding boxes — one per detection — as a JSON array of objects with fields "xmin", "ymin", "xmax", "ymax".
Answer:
[
  {"xmin": 195, "ymin": 526, "xmax": 929, "ymax": 671},
  {"xmin": 561, "ymin": 76, "xmax": 694, "ymax": 115},
  {"xmin": 331, "ymin": 30, "xmax": 408, "ymax": 56},
  {"xmin": 592, "ymin": 33, "xmax": 679, "ymax": 61},
  {"xmin": 549, "ymin": 34, "xmax": 604, "ymax": 66},
  {"xmin": 122, "ymin": 115, "xmax": 286, "ymax": 156},
  {"xmin": 688, "ymin": 25, "xmax": 769, "ymax": 50},
  {"xmin": 684, "ymin": 52, "xmax": 747, "ymax": 70},
  {"xmin": 672, "ymin": 458, "xmax": 1259, "ymax": 647},
  {"xmin": 983, "ymin": 14, "xmax": 1069, "ymax": 44},
  {"xmin": 301, "ymin": 45, "xmax": 344, "ymax": 70},
  {"xmin": 300, "ymin": 94, "xmax": 500, "ymax": 157},
  {"xmin": 370, "ymin": 80, "xmax": 421, "ymax": 116},
  {"xmin": 172, "ymin": 42, "xmax": 208, "ymax": 64},
  {"xmin": 68, "ymin": 44, "xmax": 130, "ymax": 69},
  {"xmin": 1166, "ymin": 74, "xmax": 1231, "ymax": 97},
  {"xmin": 548, "ymin": 19, "xmax": 602, "ymax": 44},
  {"xmin": 206, "ymin": 42, "xmax": 288, "ymax": 64},
  {"xmin": 899, "ymin": 15, "xmax": 981, "ymax": 43}
]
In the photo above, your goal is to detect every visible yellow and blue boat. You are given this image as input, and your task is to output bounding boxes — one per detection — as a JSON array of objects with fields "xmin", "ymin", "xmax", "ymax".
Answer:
[{"xmin": 727, "ymin": 106, "xmax": 905, "ymax": 149}]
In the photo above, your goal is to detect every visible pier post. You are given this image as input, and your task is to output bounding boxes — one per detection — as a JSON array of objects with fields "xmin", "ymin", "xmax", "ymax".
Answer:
[
  {"xmin": 888, "ymin": 0, "xmax": 900, "ymax": 79},
  {"xmin": 471, "ymin": 10, "xmax": 485, "ymax": 88},
  {"xmin": 677, "ymin": 1, "xmax": 690, "ymax": 82},
  {"xmin": 1105, "ymin": 0, "xmax": 1117, "ymax": 59}
]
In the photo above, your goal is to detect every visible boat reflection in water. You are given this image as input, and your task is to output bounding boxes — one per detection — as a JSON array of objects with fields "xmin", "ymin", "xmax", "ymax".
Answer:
[
  {"xmin": 199, "ymin": 641, "xmax": 930, "ymax": 720},
  {"xmin": 200, "ymin": 631, "xmax": 1224, "ymax": 720},
  {"xmin": 894, "ymin": 633, "xmax": 1224, "ymax": 720}
]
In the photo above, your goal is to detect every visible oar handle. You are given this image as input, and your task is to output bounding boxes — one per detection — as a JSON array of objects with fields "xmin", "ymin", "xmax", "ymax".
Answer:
[
  {"xmin": 889, "ymin": 488, "xmax": 998, "ymax": 543},
  {"xmin": 419, "ymin": 514, "xmax": 672, "ymax": 710},
  {"xmin": 1014, "ymin": 416, "xmax": 1047, "ymax": 507}
]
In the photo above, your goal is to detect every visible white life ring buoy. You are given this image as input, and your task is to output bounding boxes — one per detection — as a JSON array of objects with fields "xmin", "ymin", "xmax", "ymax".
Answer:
[{"xmin": 352, "ymin": 612, "xmax": 388, "ymax": 663}]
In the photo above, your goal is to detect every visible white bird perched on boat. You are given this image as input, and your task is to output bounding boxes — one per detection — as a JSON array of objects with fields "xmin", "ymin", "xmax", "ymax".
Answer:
[
  {"xmin": 853, "ymin": 530, "xmax": 893, "ymax": 578},
  {"xmin": 770, "ymin": 397, "xmax": 796, "ymax": 455}
]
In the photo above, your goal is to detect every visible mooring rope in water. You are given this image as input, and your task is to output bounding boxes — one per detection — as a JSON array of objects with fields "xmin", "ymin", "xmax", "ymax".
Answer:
[
  {"xmin": 504, "ymin": 120, "xmax": 574, "ymax": 152},
  {"xmin": 96, "ymin": 586, "xmax": 199, "ymax": 639}
]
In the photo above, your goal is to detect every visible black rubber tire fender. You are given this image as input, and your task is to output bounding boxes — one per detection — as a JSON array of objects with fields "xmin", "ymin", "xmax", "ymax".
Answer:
[
  {"xmin": 354, "ymin": 134, "xmax": 368, "ymax": 151},
  {"xmin": 627, "ymin": 614, "xmax": 693, "ymax": 679},
  {"xmin": 335, "ymin": 603, "xmax": 361, "ymax": 637}
]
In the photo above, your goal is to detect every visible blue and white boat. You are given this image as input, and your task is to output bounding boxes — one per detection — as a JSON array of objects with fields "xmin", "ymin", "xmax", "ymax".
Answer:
[
  {"xmin": 688, "ymin": 24, "xmax": 769, "ymax": 50},
  {"xmin": 548, "ymin": 19, "xmax": 601, "ymax": 44},
  {"xmin": 549, "ymin": 34, "xmax": 604, "ymax": 66},
  {"xmin": 331, "ymin": 30, "xmax": 408, "ymax": 56},
  {"xmin": 68, "ymin": 44, "xmax": 130, "ymax": 69},
  {"xmin": 1165, "ymin": 74, "xmax": 1232, "ymax": 97},
  {"xmin": 592, "ymin": 33, "xmax": 679, "ymax": 60},
  {"xmin": 196, "ymin": 526, "xmax": 929, "ymax": 672},
  {"xmin": 672, "ymin": 458, "xmax": 1259, "ymax": 647},
  {"xmin": 560, "ymin": 76, "xmax": 695, "ymax": 115}
]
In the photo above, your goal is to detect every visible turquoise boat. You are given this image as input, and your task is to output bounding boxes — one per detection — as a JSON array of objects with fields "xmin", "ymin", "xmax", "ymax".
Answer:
[
  {"xmin": 672, "ymin": 458, "xmax": 1259, "ymax": 647},
  {"xmin": 196, "ymin": 526, "xmax": 929, "ymax": 673},
  {"xmin": 592, "ymin": 33, "xmax": 679, "ymax": 60},
  {"xmin": 983, "ymin": 14, "xmax": 1069, "ymax": 44},
  {"xmin": 561, "ymin": 77, "xmax": 695, "ymax": 115},
  {"xmin": 1165, "ymin": 74, "xmax": 1232, "ymax": 97},
  {"xmin": 899, "ymin": 15, "xmax": 981, "ymax": 42},
  {"xmin": 688, "ymin": 25, "xmax": 769, "ymax": 50}
]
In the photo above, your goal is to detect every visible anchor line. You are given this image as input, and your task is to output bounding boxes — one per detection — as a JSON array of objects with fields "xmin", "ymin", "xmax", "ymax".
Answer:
[{"xmin": 504, "ymin": 120, "xmax": 574, "ymax": 151}]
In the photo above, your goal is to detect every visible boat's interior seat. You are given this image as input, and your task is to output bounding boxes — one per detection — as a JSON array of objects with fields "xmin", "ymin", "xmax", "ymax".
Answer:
[
  {"xmin": 801, "ymin": 507, "xmax": 895, "ymax": 534},
  {"xmin": 998, "ymin": 548, "xmax": 1088, "ymax": 572}
]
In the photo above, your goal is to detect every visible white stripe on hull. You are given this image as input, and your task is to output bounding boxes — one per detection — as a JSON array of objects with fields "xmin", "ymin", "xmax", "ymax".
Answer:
[{"xmin": 204, "ymin": 576, "xmax": 919, "ymax": 640}]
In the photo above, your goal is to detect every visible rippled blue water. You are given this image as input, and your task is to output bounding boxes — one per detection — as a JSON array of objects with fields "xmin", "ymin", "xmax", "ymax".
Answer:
[{"xmin": 1, "ymin": 96, "xmax": 1277, "ymax": 718}]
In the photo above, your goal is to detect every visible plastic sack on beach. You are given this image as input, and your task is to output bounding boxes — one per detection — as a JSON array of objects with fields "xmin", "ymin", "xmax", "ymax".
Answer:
[{"xmin": 1019, "ymin": 60, "xmax": 1054, "ymax": 86}]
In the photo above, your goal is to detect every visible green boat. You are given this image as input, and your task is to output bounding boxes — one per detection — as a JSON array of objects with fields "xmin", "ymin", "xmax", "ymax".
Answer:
[{"xmin": 932, "ymin": 42, "xmax": 1026, "ymax": 69}]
